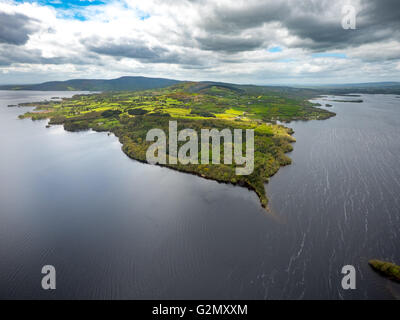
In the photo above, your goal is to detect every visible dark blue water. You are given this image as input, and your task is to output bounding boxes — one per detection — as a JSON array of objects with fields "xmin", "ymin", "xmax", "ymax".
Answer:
[{"xmin": 0, "ymin": 91, "xmax": 399, "ymax": 299}]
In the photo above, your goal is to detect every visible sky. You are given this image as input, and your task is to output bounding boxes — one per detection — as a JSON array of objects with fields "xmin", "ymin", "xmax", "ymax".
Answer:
[{"xmin": 0, "ymin": 0, "xmax": 399, "ymax": 85}]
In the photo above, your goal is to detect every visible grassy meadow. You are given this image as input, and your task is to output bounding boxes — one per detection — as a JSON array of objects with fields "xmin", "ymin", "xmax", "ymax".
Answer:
[{"xmin": 19, "ymin": 82, "xmax": 334, "ymax": 208}]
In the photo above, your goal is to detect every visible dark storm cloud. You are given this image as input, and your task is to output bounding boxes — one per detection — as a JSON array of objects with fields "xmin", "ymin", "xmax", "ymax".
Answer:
[
  {"xmin": 195, "ymin": 35, "xmax": 264, "ymax": 52},
  {"xmin": 0, "ymin": 11, "xmax": 39, "ymax": 45},
  {"xmin": 200, "ymin": 1, "xmax": 287, "ymax": 34},
  {"xmin": 284, "ymin": 0, "xmax": 400, "ymax": 51},
  {"xmin": 361, "ymin": 0, "xmax": 400, "ymax": 28},
  {"xmin": 0, "ymin": 47, "xmax": 47, "ymax": 65},
  {"xmin": 83, "ymin": 37, "xmax": 206, "ymax": 66},
  {"xmin": 0, "ymin": 45, "xmax": 96, "ymax": 67},
  {"xmin": 86, "ymin": 40, "xmax": 167, "ymax": 61},
  {"xmin": 197, "ymin": 0, "xmax": 400, "ymax": 52}
]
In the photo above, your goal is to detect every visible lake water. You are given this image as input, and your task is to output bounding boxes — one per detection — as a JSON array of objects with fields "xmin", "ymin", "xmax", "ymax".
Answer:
[{"xmin": 0, "ymin": 91, "xmax": 399, "ymax": 299}]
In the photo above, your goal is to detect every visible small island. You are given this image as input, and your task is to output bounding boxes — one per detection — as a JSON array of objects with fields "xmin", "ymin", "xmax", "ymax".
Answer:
[
  {"xmin": 329, "ymin": 99, "xmax": 363, "ymax": 103},
  {"xmin": 369, "ymin": 260, "xmax": 400, "ymax": 282}
]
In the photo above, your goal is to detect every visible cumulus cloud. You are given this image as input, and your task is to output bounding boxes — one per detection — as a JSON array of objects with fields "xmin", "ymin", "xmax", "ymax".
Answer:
[
  {"xmin": 83, "ymin": 36, "xmax": 209, "ymax": 67},
  {"xmin": 195, "ymin": 34, "xmax": 265, "ymax": 53},
  {"xmin": 196, "ymin": 0, "xmax": 400, "ymax": 51},
  {"xmin": 0, "ymin": 11, "xmax": 39, "ymax": 45},
  {"xmin": 0, "ymin": 0, "xmax": 399, "ymax": 84},
  {"xmin": 85, "ymin": 37, "xmax": 168, "ymax": 60}
]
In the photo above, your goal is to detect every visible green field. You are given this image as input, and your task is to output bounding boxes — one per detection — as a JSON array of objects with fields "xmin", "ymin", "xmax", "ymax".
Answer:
[
  {"xmin": 19, "ymin": 82, "xmax": 335, "ymax": 208},
  {"xmin": 369, "ymin": 260, "xmax": 400, "ymax": 282}
]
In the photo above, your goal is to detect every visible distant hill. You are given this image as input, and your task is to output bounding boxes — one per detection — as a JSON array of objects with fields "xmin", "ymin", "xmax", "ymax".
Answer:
[
  {"xmin": 185, "ymin": 80, "xmax": 400, "ymax": 97},
  {"xmin": 0, "ymin": 76, "xmax": 181, "ymax": 91},
  {"xmin": 316, "ymin": 82, "xmax": 400, "ymax": 88},
  {"xmin": 302, "ymin": 82, "xmax": 400, "ymax": 95},
  {"xmin": 1, "ymin": 76, "xmax": 399, "ymax": 95}
]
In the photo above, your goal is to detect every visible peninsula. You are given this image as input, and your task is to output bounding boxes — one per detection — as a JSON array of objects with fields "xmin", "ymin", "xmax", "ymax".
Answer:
[
  {"xmin": 369, "ymin": 260, "xmax": 400, "ymax": 282},
  {"xmin": 18, "ymin": 81, "xmax": 335, "ymax": 208}
]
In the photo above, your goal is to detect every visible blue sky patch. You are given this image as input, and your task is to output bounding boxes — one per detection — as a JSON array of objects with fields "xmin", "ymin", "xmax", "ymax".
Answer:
[
  {"xmin": 14, "ymin": 1, "xmax": 105, "ymax": 9},
  {"xmin": 138, "ymin": 10, "xmax": 150, "ymax": 20},
  {"xmin": 268, "ymin": 46, "xmax": 282, "ymax": 53},
  {"xmin": 15, "ymin": 1, "xmax": 150, "ymax": 21},
  {"xmin": 15, "ymin": 1, "xmax": 105, "ymax": 21},
  {"xmin": 312, "ymin": 52, "xmax": 347, "ymax": 59}
]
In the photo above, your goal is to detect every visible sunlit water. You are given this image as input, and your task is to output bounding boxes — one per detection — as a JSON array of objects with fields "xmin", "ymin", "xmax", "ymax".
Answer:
[{"xmin": 0, "ymin": 91, "xmax": 399, "ymax": 299}]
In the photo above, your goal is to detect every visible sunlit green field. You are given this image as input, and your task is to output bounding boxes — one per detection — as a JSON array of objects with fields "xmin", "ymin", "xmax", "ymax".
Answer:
[{"xmin": 19, "ymin": 82, "xmax": 334, "ymax": 208}]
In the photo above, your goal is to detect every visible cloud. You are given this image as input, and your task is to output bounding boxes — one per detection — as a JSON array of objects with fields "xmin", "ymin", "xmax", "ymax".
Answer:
[
  {"xmin": 85, "ymin": 37, "xmax": 167, "ymax": 61},
  {"xmin": 195, "ymin": 0, "xmax": 400, "ymax": 51},
  {"xmin": 0, "ymin": 0, "xmax": 399, "ymax": 84},
  {"xmin": 0, "ymin": 43, "xmax": 97, "ymax": 67},
  {"xmin": 195, "ymin": 34, "xmax": 264, "ymax": 53},
  {"xmin": 83, "ymin": 36, "xmax": 208, "ymax": 67},
  {"xmin": 0, "ymin": 11, "xmax": 39, "ymax": 45}
]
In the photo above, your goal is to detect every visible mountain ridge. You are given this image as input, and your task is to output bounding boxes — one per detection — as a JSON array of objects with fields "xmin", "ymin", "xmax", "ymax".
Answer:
[
  {"xmin": 1, "ymin": 76, "xmax": 399, "ymax": 95},
  {"xmin": 0, "ymin": 76, "xmax": 181, "ymax": 92}
]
